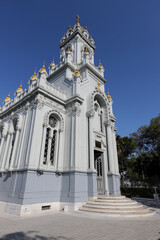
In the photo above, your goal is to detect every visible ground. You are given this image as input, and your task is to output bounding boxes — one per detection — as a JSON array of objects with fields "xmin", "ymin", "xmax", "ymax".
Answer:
[{"xmin": 0, "ymin": 206, "xmax": 160, "ymax": 240}]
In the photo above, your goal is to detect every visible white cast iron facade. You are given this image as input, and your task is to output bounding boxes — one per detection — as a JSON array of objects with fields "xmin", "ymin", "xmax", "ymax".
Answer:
[{"xmin": 0, "ymin": 17, "xmax": 120, "ymax": 215}]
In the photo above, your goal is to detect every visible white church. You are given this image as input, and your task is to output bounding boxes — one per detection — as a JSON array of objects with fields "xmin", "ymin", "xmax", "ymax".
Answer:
[{"xmin": 0, "ymin": 16, "xmax": 121, "ymax": 215}]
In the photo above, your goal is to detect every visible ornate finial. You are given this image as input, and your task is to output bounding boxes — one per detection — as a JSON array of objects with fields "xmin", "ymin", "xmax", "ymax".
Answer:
[
  {"xmin": 43, "ymin": 60, "xmax": 45, "ymax": 68},
  {"xmin": 76, "ymin": 15, "xmax": 80, "ymax": 26},
  {"xmin": 31, "ymin": 68, "xmax": 37, "ymax": 80},
  {"xmin": 62, "ymin": 34, "xmax": 65, "ymax": 40},
  {"xmin": 84, "ymin": 47, "xmax": 89, "ymax": 54},
  {"xmin": 74, "ymin": 65, "xmax": 80, "ymax": 77},
  {"xmin": 107, "ymin": 89, "xmax": 112, "ymax": 101},
  {"xmin": 50, "ymin": 57, "xmax": 55, "ymax": 66},
  {"xmin": 16, "ymin": 82, "xmax": 23, "ymax": 93},
  {"xmin": 85, "ymin": 26, "xmax": 88, "ymax": 30},
  {"xmin": 68, "ymin": 25, "xmax": 71, "ymax": 30},
  {"xmin": 98, "ymin": 60, "xmax": 103, "ymax": 68},
  {"xmin": 90, "ymin": 35, "xmax": 93, "ymax": 41},
  {"xmin": 4, "ymin": 92, "xmax": 11, "ymax": 103},
  {"xmin": 66, "ymin": 47, "xmax": 71, "ymax": 53},
  {"xmin": 39, "ymin": 61, "xmax": 47, "ymax": 73},
  {"xmin": 97, "ymin": 82, "xmax": 102, "ymax": 93}
]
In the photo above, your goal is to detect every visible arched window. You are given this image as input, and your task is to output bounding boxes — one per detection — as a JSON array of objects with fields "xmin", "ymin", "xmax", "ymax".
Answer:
[
  {"xmin": 43, "ymin": 128, "xmax": 50, "ymax": 165},
  {"xmin": 43, "ymin": 114, "xmax": 60, "ymax": 167},
  {"xmin": 50, "ymin": 130, "xmax": 57, "ymax": 166}
]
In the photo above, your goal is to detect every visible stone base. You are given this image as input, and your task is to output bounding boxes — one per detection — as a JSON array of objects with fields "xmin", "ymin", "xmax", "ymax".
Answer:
[
  {"xmin": 107, "ymin": 173, "xmax": 121, "ymax": 195},
  {"xmin": 0, "ymin": 200, "xmax": 86, "ymax": 216}
]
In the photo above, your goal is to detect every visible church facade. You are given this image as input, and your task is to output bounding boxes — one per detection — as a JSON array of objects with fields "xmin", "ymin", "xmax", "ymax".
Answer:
[{"xmin": 0, "ymin": 17, "xmax": 120, "ymax": 215}]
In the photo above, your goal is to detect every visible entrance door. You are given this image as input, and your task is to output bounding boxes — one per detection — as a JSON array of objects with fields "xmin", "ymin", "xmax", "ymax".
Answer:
[{"xmin": 94, "ymin": 150, "xmax": 104, "ymax": 195}]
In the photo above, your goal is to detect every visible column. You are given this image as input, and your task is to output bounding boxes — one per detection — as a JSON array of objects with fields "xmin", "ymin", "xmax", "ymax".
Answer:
[
  {"xmin": 55, "ymin": 130, "xmax": 61, "ymax": 170},
  {"xmin": 2, "ymin": 132, "xmax": 12, "ymax": 170},
  {"xmin": 47, "ymin": 129, "xmax": 52, "ymax": 167},
  {"xmin": 0, "ymin": 136, "xmax": 5, "ymax": 168},
  {"xmin": 38, "ymin": 124, "xmax": 47, "ymax": 168},
  {"xmin": 88, "ymin": 115, "xmax": 94, "ymax": 170},
  {"xmin": 17, "ymin": 107, "xmax": 29, "ymax": 168},
  {"xmin": 25, "ymin": 104, "xmax": 37, "ymax": 167},
  {"xmin": 112, "ymin": 131, "xmax": 119, "ymax": 175},
  {"xmin": 9, "ymin": 128, "xmax": 21, "ymax": 169},
  {"xmin": 106, "ymin": 124, "xmax": 115, "ymax": 173}
]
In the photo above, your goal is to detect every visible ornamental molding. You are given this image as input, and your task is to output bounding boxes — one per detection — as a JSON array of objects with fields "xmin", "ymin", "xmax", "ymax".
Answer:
[
  {"xmin": 71, "ymin": 102, "xmax": 81, "ymax": 117},
  {"xmin": 44, "ymin": 110, "xmax": 64, "ymax": 132}
]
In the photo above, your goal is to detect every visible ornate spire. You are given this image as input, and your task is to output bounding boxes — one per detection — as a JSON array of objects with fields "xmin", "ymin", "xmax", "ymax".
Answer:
[
  {"xmin": 50, "ymin": 58, "xmax": 55, "ymax": 66},
  {"xmin": 76, "ymin": 15, "xmax": 80, "ymax": 26},
  {"xmin": 30, "ymin": 68, "xmax": 37, "ymax": 80},
  {"xmin": 98, "ymin": 60, "xmax": 103, "ymax": 68},
  {"xmin": 107, "ymin": 89, "xmax": 112, "ymax": 101},
  {"xmin": 16, "ymin": 81, "xmax": 23, "ymax": 93},
  {"xmin": 39, "ymin": 61, "xmax": 47, "ymax": 73},
  {"xmin": 4, "ymin": 93, "xmax": 11, "ymax": 103}
]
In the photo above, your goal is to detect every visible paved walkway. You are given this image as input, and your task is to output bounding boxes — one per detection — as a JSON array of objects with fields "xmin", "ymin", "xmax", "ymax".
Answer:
[{"xmin": 0, "ymin": 208, "xmax": 160, "ymax": 240}]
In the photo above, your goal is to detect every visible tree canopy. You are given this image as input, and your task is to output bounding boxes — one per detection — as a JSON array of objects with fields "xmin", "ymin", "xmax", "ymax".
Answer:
[{"xmin": 117, "ymin": 114, "xmax": 160, "ymax": 187}]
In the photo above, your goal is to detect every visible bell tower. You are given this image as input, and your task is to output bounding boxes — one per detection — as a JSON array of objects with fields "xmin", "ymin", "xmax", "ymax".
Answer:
[{"xmin": 59, "ymin": 16, "xmax": 95, "ymax": 66}]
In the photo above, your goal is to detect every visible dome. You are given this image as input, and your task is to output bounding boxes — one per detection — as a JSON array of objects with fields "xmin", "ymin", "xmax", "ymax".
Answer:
[
  {"xmin": 4, "ymin": 93, "xmax": 11, "ymax": 103},
  {"xmin": 50, "ymin": 58, "xmax": 55, "ymax": 66},
  {"xmin": 16, "ymin": 83, "xmax": 23, "ymax": 93},
  {"xmin": 30, "ymin": 70, "xmax": 37, "ymax": 80},
  {"xmin": 39, "ymin": 64, "xmax": 47, "ymax": 73},
  {"xmin": 74, "ymin": 67, "xmax": 80, "ymax": 77},
  {"xmin": 98, "ymin": 60, "xmax": 103, "ymax": 68}
]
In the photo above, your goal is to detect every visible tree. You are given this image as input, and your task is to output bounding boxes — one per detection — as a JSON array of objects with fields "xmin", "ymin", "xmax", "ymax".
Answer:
[
  {"xmin": 116, "ymin": 135, "xmax": 137, "ymax": 185},
  {"xmin": 130, "ymin": 114, "xmax": 160, "ymax": 186}
]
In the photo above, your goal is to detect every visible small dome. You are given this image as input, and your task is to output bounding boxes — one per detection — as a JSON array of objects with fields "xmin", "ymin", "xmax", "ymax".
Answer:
[
  {"xmin": 30, "ymin": 70, "xmax": 37, "ymax": 80},
  {"xmin": 98, "ymin": 60, "xmax": 103, "ymax": 69},
  {"xmin": 4, "ymin": 93, "xmax": 11, "ymax": 103},
  {"xmin": 16, "ymin": 83, "xmax": 23, "ymax": 93},
  {"xmin": 84, "ymin": 47, "xmax": 89, "ymax": 54},
  {"xmin": 39, "ymin": 64, "xmax": 47, "ymax": 73},
  {"xmin": 50, "ymin": 58, "xmax": 55, "ymax": 66},
  {"xmin": 74, "ymin": 67, "xmax": 80, "ymax": 77}
]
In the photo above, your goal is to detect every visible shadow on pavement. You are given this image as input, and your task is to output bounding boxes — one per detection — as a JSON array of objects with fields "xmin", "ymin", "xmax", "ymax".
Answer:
[{"xmin": 0, "ymin": 232, "xmax": 73, "ymax": 240}]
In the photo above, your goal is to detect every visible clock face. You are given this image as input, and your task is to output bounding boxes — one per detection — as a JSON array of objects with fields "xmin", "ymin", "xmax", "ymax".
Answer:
[{"xmin": 49, "ymin": 116, "xmax": 57, "ymax": 128}]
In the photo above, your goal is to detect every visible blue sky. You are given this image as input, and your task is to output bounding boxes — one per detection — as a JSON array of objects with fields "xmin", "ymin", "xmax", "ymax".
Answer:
[{"xmin": 0, "ymin": 0, "xmax": 159, "ymax": 136}]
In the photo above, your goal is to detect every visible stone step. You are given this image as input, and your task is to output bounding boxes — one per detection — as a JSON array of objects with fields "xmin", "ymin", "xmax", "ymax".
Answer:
[
  {"xmin": 81, "ymin": 205, "xmax": 149, "ymax": 212},
  {"xmin": 97, "ymin": 196, "xmax": 126, "ymax": 200},
  {"xmin": 85, "ymin": 203, "xmax": 143, "ymax": 209},
  {"xmin": 95, "ymin": 199, "xmax": 133, "ymax": 203},
  {"xmin": 87, "ymin": 201, "xmax": 138, "ymax": 206},
  {"xmin": 79, "ymin": 207, "xmax": 155, "ymax": 217},
  {"xmin": 79, "ymin": 196, "xmax": 156, "ymax": 217}
]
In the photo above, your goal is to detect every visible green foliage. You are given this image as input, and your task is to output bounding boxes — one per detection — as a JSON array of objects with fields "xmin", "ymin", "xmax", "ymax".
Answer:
[
  {"xmin": 117, "ymin": 114, "xmax": 160, "ymax": 187},
  {"xmin": 121, "ymin": 186, "xmax": 160, "ymax": 198}
]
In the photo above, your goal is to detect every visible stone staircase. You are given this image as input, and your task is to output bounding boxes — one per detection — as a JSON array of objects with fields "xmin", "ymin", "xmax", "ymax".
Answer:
[{"xmin": 79, "ymin": 196, "xmax": 155, "ymax": 217}]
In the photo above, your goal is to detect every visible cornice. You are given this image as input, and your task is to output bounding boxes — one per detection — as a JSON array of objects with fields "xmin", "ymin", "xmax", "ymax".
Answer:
[{"xmin": 80, "ymin": 63, "xmax": 106, "ymax": 83}]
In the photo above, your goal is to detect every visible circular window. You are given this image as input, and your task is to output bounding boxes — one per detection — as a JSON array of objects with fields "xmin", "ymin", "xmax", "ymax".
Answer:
[{"xmin": 49, "ymin": 116, "xmax": 57, "ymax": 128}]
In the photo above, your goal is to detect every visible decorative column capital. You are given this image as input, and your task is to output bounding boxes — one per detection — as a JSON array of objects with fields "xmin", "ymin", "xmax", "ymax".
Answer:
[{"xmin": 86, "ymin": 110, "xmax": 94, "ymax": 119}]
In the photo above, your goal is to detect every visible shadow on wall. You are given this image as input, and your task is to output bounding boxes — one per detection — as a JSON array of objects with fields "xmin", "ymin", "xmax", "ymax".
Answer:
[{"xmin": 0, "ymin": 231, "xmax": 74, "ymax": 240}]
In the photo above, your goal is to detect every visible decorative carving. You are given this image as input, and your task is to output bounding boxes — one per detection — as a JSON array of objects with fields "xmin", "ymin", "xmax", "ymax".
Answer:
[
  {"xmin": 71, "ymin": 102, "xmax": 81, "ymax": 117},
  {"xmin": 44, "ymin": 110, "xmax": 64, "ymax": 132}
]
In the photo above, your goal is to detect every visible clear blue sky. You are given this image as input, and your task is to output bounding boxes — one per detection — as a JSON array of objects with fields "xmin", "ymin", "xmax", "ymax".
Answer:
[{"xmin": 0, "ymin": 0, "xmax": 159, "ymax": 137}]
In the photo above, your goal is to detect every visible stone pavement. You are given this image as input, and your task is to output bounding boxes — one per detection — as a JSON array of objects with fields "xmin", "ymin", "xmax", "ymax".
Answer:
[{"xmin": 0, "ymin": 208, "xmax": 160, "ymax": 240}]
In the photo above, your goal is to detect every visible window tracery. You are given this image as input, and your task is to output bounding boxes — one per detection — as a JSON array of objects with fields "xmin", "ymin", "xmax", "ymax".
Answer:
[{"xmin": 43, "ymin": 113, "xmax": 60, "ymax": 167}]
